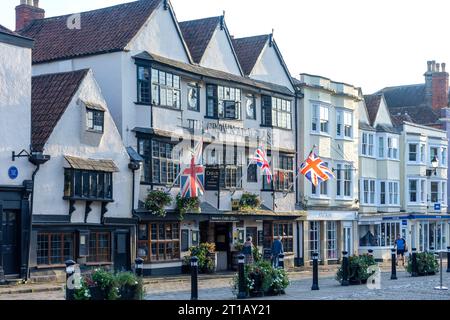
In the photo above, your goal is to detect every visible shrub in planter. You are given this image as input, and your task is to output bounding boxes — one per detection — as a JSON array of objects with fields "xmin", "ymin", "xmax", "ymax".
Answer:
[
  {"xmin": 184, "ymin": 243, "xmax": 216, "ymax": 274},
  {"xmin": 176, "ymin": 195, "xmax": 200, "ymax": 220},
  {"xmin": 336, "ymin": 254, "xmax": 376, "ymax": 285},
  {"xmin": 91, "ymin": 269, "xmax": 119, "ymax": 300},
  {"xmin": 406, "ymin": 252, "xmax": 439, "ymax": 276},
  {"xmin": 239, "ymin": 193, "xmax": 261, "ymax": 212},
  {"xmin": 231, "ymin": 260, "xmax": 289, "ymax": 298},
  {"xmin": 115, "ymin": 272, "xmax": 144, "ymax": 300},
  {"xmin": 145, "ymin": 190, "xmax": 172, "ymax": 217}
]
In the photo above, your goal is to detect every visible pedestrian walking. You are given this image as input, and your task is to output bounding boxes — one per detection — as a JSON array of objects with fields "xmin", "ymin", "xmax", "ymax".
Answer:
[
  {"xmin": 242, "ymin": 236, "xmax": 254, "ymax": 265},
  {"xmin": 394, "ymin": 234, "xmax": 407, "ymax": 266},
  {"xmin": 271, "ymin": 235, "xmax": 284, "ymax": 268}
]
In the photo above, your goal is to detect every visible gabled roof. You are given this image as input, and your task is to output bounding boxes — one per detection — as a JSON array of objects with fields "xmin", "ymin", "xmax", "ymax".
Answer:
[
  {"xmin": 363, "ymin": 94, "xmax": 383, "ymax": 126},
  {"xmin": 179, "ymin": 16, "xmax": 221, "ymax": 64},
  {"xmin": 19, "ymin": 0, "xmax": 162, "ymax": 64},
  {"xmin": 32, "ymin": 69, "xmax": 89, "ymax": 151},
  {"xmin": 390, "ymin": 113, "xmax": 414, "ymax": 127},
  {"xmin": 232, "ymin": 34, "xmax": 295, "ymax": 88},
  {"xmin": 0, "ymin": 24, "xmax": 34, "ymax": 48},
  {"xmin": 232, "ymin": 34, "xmax": 269, "ymax": 76}
]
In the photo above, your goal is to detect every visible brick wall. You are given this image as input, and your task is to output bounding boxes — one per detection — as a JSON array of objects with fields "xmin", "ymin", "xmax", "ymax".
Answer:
[{"xmin": 16, "ymin": 4, "xmax": 44, "ymax": 31}]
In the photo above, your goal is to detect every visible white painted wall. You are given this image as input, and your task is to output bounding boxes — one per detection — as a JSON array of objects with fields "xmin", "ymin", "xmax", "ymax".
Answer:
[
  {"xmin": 373, "ymin": 97, "xmax": 393, "ymax": 128},
  {"xmin": 0, "ymin": 42, "xmax": 33, "ymax": 185},
  {"xmin": 127, "ymin": 2, "xmax": 190, "ymax": 63},
  {"xmin": 200, "ymin": 26, "xmax": 241, "ymax": 76},
  {"xmin": 33, "ymin": 71, "xmax": 134, "ymax": 222}
]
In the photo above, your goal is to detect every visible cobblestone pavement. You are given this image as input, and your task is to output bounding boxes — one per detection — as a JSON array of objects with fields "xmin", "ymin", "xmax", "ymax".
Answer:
[
  {"xmin": 145, "ymin": 269, "xmax": 450, "ymax": 301},
  {"xmin": 1, "ymin": 266, "xmax": 449, "ymax": 300}
]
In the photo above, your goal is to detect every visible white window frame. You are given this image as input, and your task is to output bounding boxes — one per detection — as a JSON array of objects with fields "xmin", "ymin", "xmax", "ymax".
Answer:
[
  {"xmin": 361, "ymin": 132, "xmax": 375, "ymax": 157},
  {"xmin": 408, "ymin": 143, "xmax": 419, "ymax": 163},
  {"xmin": 310, "ymin": 161, "xmax": 330, "ymax": 199},
  {"xmin": 311, "ymin": 103, "xmax": 330, "ymax": 135},
  {"xmin": 361, "ymin": 179, "xmax": 376, "ymax": 205},
  {"xmin": 336, "ymin": 162, "xmax": 353, "ymax": 199},
  {"xmin": 408, "ymin": 178, "xmax": 427, "ymax": 205},
  {"xmin": 387, "ymin": 136, "xmax": 399, "ymax": 160},
  {"xmin": 326, "ymin": 221, "xmax": 338, "ymax": 260},
  {"xmin": 378, "ymin": 136, "xmax": 385, "ymax": 159},
  {"xmin": 308, "ymin": 221, "xmax": 321, "ymax": 260},
  {"xmin": 337, "ymin": 109, "xmax": 353, "ymax": 139}
]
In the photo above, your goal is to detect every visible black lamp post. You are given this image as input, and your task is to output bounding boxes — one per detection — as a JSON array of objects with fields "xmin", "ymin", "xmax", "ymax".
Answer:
[{"xmin": 427, "ymin": 156, "xmax": 439, "ymax": 176}]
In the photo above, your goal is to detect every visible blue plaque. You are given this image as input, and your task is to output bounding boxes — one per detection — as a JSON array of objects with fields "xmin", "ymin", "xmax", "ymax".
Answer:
[
  {"xmin": 8, "ymin": 166, "xmax": 19, "ymax": 180},
  {"xmin": 434, "ymin": 203, "xmax": 441, "ymax": 211}
]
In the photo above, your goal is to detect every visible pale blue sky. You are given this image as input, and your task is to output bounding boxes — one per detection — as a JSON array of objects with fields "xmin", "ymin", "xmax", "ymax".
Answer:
[{"xmin": 1, "ymin": 0, "xmax": 449, "ymax": 93}]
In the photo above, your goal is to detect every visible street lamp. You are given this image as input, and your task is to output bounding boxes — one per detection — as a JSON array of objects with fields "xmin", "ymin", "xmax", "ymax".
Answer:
[{"xmin": 427, "ymin": 156, "xmax": 439, "ymax": 177}]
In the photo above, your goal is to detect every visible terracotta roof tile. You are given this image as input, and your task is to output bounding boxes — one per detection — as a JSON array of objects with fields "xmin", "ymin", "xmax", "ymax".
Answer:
[
  {"xmin": 232, "ymin": 35, "xmax": 269, "ymax": 76},
  {"xmin": 179, "ymin": 16, "xmax": 221, "ymax": 64},
  {"xmin": 31, "ymin": 69, "xmax": 89, "ymax": 151},
  {"xmin": 19, "ymin": 0, "xmax": 161, "ymax": 64}
]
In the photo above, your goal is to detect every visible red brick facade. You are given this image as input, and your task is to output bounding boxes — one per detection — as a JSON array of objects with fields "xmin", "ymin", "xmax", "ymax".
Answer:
[
  {"xmin": 15, "ymin": 4, "xmax": 44, "ymax": 31},
  {"xmin": 431, "ymin": 72, "xmax": 449, "ymax": 110}
]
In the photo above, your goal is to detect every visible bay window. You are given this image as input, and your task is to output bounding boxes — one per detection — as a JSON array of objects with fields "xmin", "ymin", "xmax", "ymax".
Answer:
[
  {"xmin": 337, "ymin": 110, "xmax": 352, "ymax": 139},
  {"xmin": 64, "ymin": 169, "xmax": 113, "ymax": 201},
  {"xmin": 441, "ymin": 147, "xmax": 447, "ymax": 166},
  {"xmin": 137, "ymin": 66, "xmax": 150, "ymax": 104},
  {"xmin": 262, "ymin": 96, "xmax": 292, "ymax": 129},
  {"xmin": 207, "ymin": 85, "xmax": 241, "ymax": 120},
  {"xmin": 151, "ymin": 141, "xmax": 180, "ymax": 185},
  {"xmin": 378, "ymin": 136, "xmax": 384, "ymax": 158},
  {"xmin": 409, "ymin": 179, "xmax": 418, "ymax": 203},
  {"xmin": 430, "ymin": 146, "xmax": 439, "ymax": 164},
  {"xmin": 336, "ymin": 163, "xmax": 352, "ymax": 198},
  {"xmin": 273, "ymin": 155, "xmax": 294, "ymax": 192}
]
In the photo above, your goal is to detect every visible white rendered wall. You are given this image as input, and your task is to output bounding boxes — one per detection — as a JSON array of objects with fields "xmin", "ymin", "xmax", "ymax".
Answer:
[
  {"xmin": 0, "ymin": 42, "xmax": 33, "ymax": 185},
  {"xmin": 33, "ymin": 71, "xmax": 134, "ymax": 222}
]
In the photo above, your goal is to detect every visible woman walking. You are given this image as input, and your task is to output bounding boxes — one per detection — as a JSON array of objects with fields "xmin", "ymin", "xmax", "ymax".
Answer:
[{"xmin": 242, "ymin": 236, "xmax": 254, "ymax": 265}]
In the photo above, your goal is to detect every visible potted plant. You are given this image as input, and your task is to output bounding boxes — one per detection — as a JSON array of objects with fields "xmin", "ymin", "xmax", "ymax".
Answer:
[
  {"xmin": 144, "ymin": 190, "xmax": 172, "ymax": 217},
  {"xmin": 239, "ymin": 193, "xmax": 261, "ymax": 212},
  {"xmin": 176, "ymin": 195, "xmax": 200, "ymax": 220},
  {"xmin": 335, "ymin": 254, "xmax": 376, "ymax": 285},
  {"xmin": 407, "ymin": 252, "xmax": 438, "ymax": 276},
  {"xmin": 185, "ymin": 243, "xmax": 216, "ymax": 274},
  {"xmin": 115, "ymin": 272, "xmax": 144, "ymax": 300}
]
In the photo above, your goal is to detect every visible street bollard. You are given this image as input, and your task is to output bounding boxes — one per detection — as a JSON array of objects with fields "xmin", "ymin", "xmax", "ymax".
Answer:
[
  {"xmin": 135, "ymin": 257, "xmax": 144, "ymax": 277},
  {"xmin": 191, "ymin": 256, "xmax": 199, "ymax": 301},
  {"xmin": 237, "ymin": 254, "xmax": 247, "ymax": 299},
  {"xmin": 447, "ymin": 247, "xmax": 450, "ymax": 273},
  {"xmin": 341, "ymin": 251, "xmax": 349, "ymax": 286},
  {"xmin": 311, "ymin": 252, "xmax": 319, "ymax": 291},
  {"xmin": 430, "ymin": 247, "xmax": 435, "ymax": 254},
  {"xmin": 434, "ymin": 251, "xmax": 448, "ymax": 291},
  {"xmin": 278, "ymin": 253, "xmax": 285, "ymax": 270},
  {"xmin": 390, "ymin": 249, "xmax": 397, "ymax": 280},
  {"xmin": 368, "ymin": 249, "xmax": 374, "ymax": 256},
  {"xmin": 411, "ymin": 248, "xmax": 418, "ymax": 277},
  {"xmin": 65, "ymin": 260, "xmax": 76, "ymax": 301}
]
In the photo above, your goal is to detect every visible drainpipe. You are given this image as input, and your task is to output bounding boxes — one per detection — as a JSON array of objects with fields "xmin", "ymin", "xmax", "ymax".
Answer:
[
  {"xmin": 129, "ymin": 161, "xmax": 141, "ymax": 265},
  {"xmin": 26, "ymin": 152, "xmax": 50, "ymax": 281}
]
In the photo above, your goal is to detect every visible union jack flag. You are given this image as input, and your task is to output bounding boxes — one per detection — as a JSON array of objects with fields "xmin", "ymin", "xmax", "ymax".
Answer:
[
  {"xmin": 181, "ymin": 142, "xmax": 204, "ymax": 198},
  {"xmin": 253, "ymin": 147, "xmax": 272, "ymax": 184},
  {"xmin": 300, "ymin": 152, "xmax": 335, "ymax": 187}
]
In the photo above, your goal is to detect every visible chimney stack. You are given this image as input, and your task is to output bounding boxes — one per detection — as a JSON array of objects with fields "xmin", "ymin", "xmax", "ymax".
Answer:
[
  {"xmin": 424, "ymin": 60, "xmax": 449, "ymax": 110},
  {"xmin": 16, "ymin": 0, "xmax": 45, "ymax": 31}
]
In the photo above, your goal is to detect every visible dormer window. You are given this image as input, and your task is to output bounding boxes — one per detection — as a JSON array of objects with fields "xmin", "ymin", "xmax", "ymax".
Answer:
[{"xmin": 86, "ymin": 108, "xmax": 104, "ymax": 133}]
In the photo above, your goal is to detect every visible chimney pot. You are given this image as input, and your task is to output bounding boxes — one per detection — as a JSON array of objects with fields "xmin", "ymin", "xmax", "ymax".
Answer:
[
  {"xmin": 427, "ymin": 61, "xmax": 433, "ymax": 72},
  {"xmin": 442, "ymin": 63, "xmax": 446, "ymax": 72},
  {"xmin": 437, "ymin": 63, "xmax": 441, "ymax": 72},
  {"xmin": 33, "ymin": 0, "xmax": 39, "ymax": 7},
  {"xmin": 432, "ymin": 61, "xmax": 436, "ymax": 72}
]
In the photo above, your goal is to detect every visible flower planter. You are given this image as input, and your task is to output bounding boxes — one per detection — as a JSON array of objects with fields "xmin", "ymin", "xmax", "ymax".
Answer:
[
  {"xmin": 89, "ymin": 286, "xmax": 106, "ymax": 300},
  {"xmin": 119, "ymin": 285, "xmax": 138, "ymax": 300}
]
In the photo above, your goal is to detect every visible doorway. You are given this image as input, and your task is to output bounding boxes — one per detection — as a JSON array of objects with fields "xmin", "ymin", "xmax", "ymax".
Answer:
[
  {"xmin": 1, "ymin": 210, "xmax": 20, "ymax": 276},
  {"xmin": 214, "ymin": 223, "xmax": 232, "ymax": 271},
  {"xmin": 114, "ymin": 231, "xmax": 130, "ymax": 272}
]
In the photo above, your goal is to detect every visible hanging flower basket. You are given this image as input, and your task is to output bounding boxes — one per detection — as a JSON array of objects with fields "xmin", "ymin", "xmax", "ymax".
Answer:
[{"xmin": 145, "ymin": 190, "xmax": 173, "ymax": 217}]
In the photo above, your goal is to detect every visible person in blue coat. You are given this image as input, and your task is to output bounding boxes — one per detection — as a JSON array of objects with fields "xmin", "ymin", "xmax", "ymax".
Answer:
[{"xmin": 271, "ymin": 236, "xmax": 284, "ymax": 268}]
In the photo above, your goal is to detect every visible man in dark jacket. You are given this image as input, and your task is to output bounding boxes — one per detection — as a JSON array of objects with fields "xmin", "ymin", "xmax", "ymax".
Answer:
[{"xmin": 271, "ymin": 236, "xmax": 284, "ymax": 268}]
